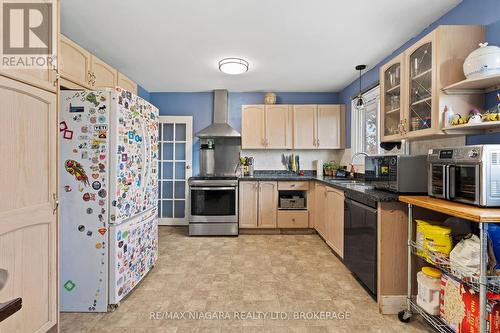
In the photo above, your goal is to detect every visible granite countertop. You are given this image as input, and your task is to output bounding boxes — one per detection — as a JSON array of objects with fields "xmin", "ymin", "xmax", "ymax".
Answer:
[{"xmin": 239, "ymin": 173, "xmax": 399, "ymax": 202}]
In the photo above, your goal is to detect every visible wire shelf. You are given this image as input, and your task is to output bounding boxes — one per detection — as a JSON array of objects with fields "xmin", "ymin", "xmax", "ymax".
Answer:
[
  {"xmin": 409, "ymin": 299, "xmax": 455, "ymax": 333},
  {"xmin": 409, "ymin": 240, "xmax": 500, "ymax": 294}
]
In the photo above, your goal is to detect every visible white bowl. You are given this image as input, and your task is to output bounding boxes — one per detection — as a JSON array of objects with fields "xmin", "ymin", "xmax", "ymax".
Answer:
[{"xmin": 463, "ymin": 42, "xmax": 500, "ymax": 79}]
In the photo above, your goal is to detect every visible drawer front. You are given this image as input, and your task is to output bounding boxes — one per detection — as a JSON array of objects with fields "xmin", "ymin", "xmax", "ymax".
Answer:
[
  {"xmin": 278, "ymin": 210, "xmax": 309, "ymax": 228},
  {"xmin": 278, "ymin": 181, "xmax": 310, "ymax": 191}
]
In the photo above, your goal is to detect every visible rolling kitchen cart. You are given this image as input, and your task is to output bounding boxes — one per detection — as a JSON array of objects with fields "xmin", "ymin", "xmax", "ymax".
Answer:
[{"xmin": 398, "ymin": 196, "xmax": 500, "ymax": 333}]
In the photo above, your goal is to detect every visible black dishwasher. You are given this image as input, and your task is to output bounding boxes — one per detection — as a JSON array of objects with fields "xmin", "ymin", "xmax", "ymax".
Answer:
[{"xmin": 343, "ymin": 191, "xmax": 378, "ymax": 298}]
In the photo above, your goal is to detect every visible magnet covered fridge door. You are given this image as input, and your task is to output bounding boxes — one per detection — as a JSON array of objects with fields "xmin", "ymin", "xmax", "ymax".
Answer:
[
  {"xmin": 109, "ymin": 88, "xmax": 159, "ymax": 224},
  {"xmin": 59, "ymin": 90, "xmax": 111, "ymax": 312},
  {"xmin": 108, "ymin": 208, "xmax": 158, "ymax": 304}
]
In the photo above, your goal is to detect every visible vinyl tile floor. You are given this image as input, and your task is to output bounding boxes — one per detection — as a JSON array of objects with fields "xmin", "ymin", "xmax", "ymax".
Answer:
[{"xmin": 60, "ymin": 226, "xmax": 433, "ymax": 333}]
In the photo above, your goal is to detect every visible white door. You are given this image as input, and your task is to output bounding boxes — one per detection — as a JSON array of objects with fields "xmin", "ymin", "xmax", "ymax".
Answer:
[{"xmin": 158, "ymin": 116, "xmax": 192, "ymax": 225}]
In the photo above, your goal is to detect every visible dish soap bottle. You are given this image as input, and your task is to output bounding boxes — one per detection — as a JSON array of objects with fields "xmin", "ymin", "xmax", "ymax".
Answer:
[{"xmin": 443, "ymin": 105, "xmax": 454, "ymax": 127}]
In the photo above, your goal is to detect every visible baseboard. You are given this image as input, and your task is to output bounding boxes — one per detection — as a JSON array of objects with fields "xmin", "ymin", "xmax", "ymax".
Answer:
[{"xmin": 239, "ymin": 228, "xmax": 316, "ymax": 235}]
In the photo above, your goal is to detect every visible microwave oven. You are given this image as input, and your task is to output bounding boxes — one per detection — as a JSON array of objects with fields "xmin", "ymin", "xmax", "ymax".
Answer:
[
  {"xmin": 364, "ymin": 155, "xmax": 428, "ymax": 193},
  {"xmin": 428, "ymin": 145, "xmax": 500, "ymax": 207}
]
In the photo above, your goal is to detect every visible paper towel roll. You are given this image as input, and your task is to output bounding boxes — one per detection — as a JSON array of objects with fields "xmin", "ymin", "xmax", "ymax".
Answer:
[{"xmin": 314, "ymin": 160, "xmax": 323, "ymax": 177}]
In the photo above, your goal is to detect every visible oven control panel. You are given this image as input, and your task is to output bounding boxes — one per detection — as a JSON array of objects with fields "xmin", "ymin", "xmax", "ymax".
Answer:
[{"xmin": 429, "ymin": 146, "xmax": 483, "ymax": 162}]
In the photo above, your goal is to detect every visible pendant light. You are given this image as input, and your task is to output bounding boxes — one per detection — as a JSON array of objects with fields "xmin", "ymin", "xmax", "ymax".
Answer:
[{"xmin": 354, "ymin": 64, "xmax": 367, "ymax": 110}]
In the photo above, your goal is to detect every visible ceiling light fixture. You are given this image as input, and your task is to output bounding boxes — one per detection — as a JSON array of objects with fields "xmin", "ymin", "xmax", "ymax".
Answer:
[
  {"xmin": 354, "ymin": 64, "xmax": 367, "ymax": 110},
  {"xmin": 219, "ymin": 58, "xmax": 249, "ymax": 75}
]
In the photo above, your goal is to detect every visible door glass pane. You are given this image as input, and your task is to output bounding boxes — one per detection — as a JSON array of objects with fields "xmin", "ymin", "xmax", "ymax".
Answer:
[
  {"xmin": 162, "ymin": 181, "xmax": 173, "ymax": 199},
  {"xmin": 454, "ymin": 166, "xmax": 477, "ymax": 201},
  {"xmin": 383, "ymin": 62, "xmax": 401, "ymax": 136},
  {"xmin": 175, "ymin": 124, "xmax": 186, "ymax": 141},
  {"xmin": 431, "ymin": 165, "xmax": 445, "ymax": 196},
  {"xmin": 175, "ymin": 143, "xmax": 186, "ymax": 160},
  {"xmin": 174, "ymin": 181, "xmax": 185, "ymax": 199},
  {"xmin": 162, "ymin": 124, "xmax": 174, "ymax": 141},
  {"xmin": 162, "ymin": 162, "xmax": 173, "ymax": 179},
  {"xmin": 158, "ymin": 143, "xmax": 162, "ymax": 160},
  {"xmin": 162, "ymin": 143, "xmax": 173, "ymax": 160},
  {"xmin": 162, "ymin": 200, "xmax": 173, "ymax": 218},
  {"xmin": 175, "ymin": 162, "xmax": 185, "ymax": 179},
  {"xmin": 409, "ymin": 42, "xmax": 432, "ymax": 132},
  {"xmin": 174, "ymin": 201, "xmax": 185, "ymax": 218}
]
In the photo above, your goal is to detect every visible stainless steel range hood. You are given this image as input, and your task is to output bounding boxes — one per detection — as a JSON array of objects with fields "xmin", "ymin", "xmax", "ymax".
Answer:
[{"xmin": 196, "ymin": 90, "xmax": 241, "ymax": 138}]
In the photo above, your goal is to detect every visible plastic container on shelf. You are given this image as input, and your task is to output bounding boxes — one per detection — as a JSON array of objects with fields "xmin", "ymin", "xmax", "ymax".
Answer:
[{"xmin": 417, "ymin": 267, "xmax": 442, "ymax": 315}]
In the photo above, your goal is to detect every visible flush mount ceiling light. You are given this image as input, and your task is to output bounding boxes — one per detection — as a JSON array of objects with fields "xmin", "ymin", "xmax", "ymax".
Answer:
[{"xmin": 218, "ymin": 58, "xmax": 249, "ymax": 75}]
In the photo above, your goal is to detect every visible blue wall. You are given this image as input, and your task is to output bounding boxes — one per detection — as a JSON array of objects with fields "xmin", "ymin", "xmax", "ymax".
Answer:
[
  {"xmin": 338, "ymin": 0, "xmax": 500, "ymax": 148},
  {"xmin": 137, "ymin": 85, "xmax": 150, "ymax": 102},
  {"xmin": 149, "ymin": 92, "xmax": 338, "ymax": 175}
]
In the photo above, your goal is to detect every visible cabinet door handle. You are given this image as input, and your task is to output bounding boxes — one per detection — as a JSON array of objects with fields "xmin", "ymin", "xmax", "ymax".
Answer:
[
  {"xmin": 317, "ymin": 139, "xmax": 320, "ymax": 147},
  {"xmin": 292, "ymin": 218, "xmax": 296, "ymax": 222}
]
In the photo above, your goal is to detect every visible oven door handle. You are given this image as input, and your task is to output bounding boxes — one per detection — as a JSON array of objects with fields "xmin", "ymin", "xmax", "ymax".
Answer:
[
  {"xmin": 444, "ymin": 164, "xmax": 449, "ymax": 199},
  {"xmin": 190, "ymin": 187, "xmax": 236, "ymax": 191},
  {"xmin": 448, "ymin": 165, "xmax": 456, "ymax": 199}
]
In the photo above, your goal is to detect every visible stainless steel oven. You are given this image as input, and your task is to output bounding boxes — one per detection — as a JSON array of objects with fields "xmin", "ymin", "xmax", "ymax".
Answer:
[
  {"xmin": 188, "ymin": 177, "xmax": 238, "ymax": 236},
  {"xmin": 428, "ymin": 145, "xmax": 500, "ymax": 207}
]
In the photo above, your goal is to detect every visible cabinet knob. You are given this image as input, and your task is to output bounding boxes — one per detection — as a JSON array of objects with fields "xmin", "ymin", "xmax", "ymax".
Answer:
[{"xmin": 292, "ymin": 218, "xmax": 295, "ymax": 222}]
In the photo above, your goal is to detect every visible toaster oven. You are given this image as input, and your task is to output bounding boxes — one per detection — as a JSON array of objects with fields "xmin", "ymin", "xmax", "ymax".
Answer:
[{"xmin": 428, "ymin": 145, "xmax": 500, "ymax": 207}]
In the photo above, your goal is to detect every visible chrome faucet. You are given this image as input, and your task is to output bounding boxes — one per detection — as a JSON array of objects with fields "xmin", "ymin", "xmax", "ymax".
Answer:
[{"xmin": 351, "ymin": 152, "xmax": 369, "ymax": 165}]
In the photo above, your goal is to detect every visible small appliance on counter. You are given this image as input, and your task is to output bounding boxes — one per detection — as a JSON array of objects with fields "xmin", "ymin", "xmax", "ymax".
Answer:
[
  {"xmin": 200, "ymin": 139, "xmax": 215, "ymax": 176},
  {"xmin": 364, "ymin": 155, "xmax": 428, "ymax": 193},
  {"xmin": 238, "ymin": 156, "xmax": 254, "ymax": 176},
  {"xmin": 428, "ymin": 145, "xmax": 500, "ymax": 207}
]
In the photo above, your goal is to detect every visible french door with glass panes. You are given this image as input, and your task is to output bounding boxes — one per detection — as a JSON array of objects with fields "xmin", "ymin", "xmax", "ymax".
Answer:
[{"xmin": 158, "ymin": 116, "xmax": 192, "ymax": 225}]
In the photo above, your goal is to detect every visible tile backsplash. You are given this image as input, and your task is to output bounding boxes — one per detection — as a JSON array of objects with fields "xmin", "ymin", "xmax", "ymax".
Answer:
[{"xmin": 240, "ymin": 149, "xmax": 343, "ymax": 170}]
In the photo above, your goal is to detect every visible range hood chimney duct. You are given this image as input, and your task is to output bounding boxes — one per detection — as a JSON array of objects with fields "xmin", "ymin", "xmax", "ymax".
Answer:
[{"xmin": 195, "ymin": 90, "xmax": 241, "ymax": 138}]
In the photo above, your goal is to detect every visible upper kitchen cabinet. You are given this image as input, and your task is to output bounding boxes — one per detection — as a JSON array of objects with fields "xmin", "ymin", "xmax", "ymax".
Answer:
[
  {"xmin": 241, "ymin": 105, "xmax": 292, "ymax": 149},
  {"xmin": 266, "ymin": 105, "xmax": 292, "ymax": 149},
  {"xmin": 117, "ymin": 72, "xmax": 138, "ymax": 95},
  {"xmin": 293, "ymin": 104, "xmax": 345, "ymax": 149},
  {"xmin": 316, "ymin": 105, "xmax": 345, "ymax": 149},
  {"xmin": 380, "ymin": 54, "xmax": 405, "ymax": 142},
  {"xmin": 293, "ymin": 105, "xmax": 317, "ymax": 149},
  {"xmin": 91, "ymin": 55, "xmax": 118, "ymax": 89},
  {"xmin": 242, "ymin": 105, "xmax": 266, "ymax": 149},
  {"xmin": 381, "ymin": 25, "xmax": 484, "ymax": 142},
  {"xmin": 59, "ymin": 34, "xmax": 92, "ymax": 88}
]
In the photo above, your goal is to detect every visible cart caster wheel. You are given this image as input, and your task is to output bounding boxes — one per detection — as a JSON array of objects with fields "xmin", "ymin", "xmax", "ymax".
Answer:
[{"xmin": 398, "ymin": 310, "xmax": 412, "ymax": 323}]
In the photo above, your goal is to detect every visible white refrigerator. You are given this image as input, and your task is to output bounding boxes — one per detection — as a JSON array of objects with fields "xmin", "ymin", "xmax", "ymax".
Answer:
[{"xmin": 59, "ymin": 88, "xmax": 159, "ymax": 312}]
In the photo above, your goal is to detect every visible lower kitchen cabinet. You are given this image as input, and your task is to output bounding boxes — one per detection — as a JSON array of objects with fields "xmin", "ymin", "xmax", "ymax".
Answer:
[
  {"xmin": 326, "ymin": 187, "xmax": 344, "ymax": 258},
  {"xmin": 313, "ymin": 183, "xmax": 344, "ymax": 258},
  {"xmin": 314, "ymin": 183, "xmax": 327, "ymax": 238},
  {"xmin": 239, "ymin": 181, "xmax": 259, "ymax": 228},
  {"xmin": 239, "ymin": 181, "xmax": 277, "ymax": 229},
  {"xmin": 258, "ymin": 181, "xmax": 278, "ymax": 228},
  {"xmin": 277, "ymin": 210, "xmax": 309, "ymax": 228}
]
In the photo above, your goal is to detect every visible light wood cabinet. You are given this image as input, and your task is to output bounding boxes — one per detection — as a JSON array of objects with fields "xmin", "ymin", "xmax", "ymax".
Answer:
[
  {"xmin": 241, "ymin": 105, "xmax": 266, "ymax": 149},
  {"xmin": 380, "ymin": 25, "xmax": 484, "ymax": 142},
  {"xmin": 325, "ymin": 187, "xmax": 344, "ymax": 258},
  {"xmin": 117, "ymin": 72, "xmax": 137, "ymax": 94},
  {"xmin": 292, "ymin": 105, "xmax": 317, "ymax": 149},
  {"xmin": 241, "ymin": 105, "xmax": 291, "ymax": 149},
  {"xmin": 258, "ymin": 181, "xmax": 278, "ymax": 228},
  {"xmin": 292, "ymin": 104, "xmax": 345, "ymax": 149},
  {"xmin": 239, "ymin": 181, "xmax": 259, "ymax": 228},
  {"xmin": 91, "ymin": 55, "xmax": 117, "ymax": 89},
  {"xmin": 266, "ymin": 105, "xmax": 292, "ymax": 149},
  {"xmin": 239, "ymin": 181, "xmax": 277, "ymax": 229},
  {"xmin": 59, "ymin": 34, "xmax": 92, "ymax": 88},
  {"xmin": 0, "ymin": 75, "xmax": 57, "ymax": 332},
  {"xmin": 314, "ymin": 183, "xmax": 327, "ymax": 238},
  {"xmin": 278, "ymin": 210, "xmax": 309, "ymax": 228},
  {"xmin": 317, "ymin": 105, "xmax": 344, "ymax": 149}
]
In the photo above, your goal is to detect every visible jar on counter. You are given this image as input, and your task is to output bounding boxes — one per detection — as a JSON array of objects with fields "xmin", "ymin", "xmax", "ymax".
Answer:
[{"xmin": 416, "ymin": 266, "xmax": 442, "ymax": 315}]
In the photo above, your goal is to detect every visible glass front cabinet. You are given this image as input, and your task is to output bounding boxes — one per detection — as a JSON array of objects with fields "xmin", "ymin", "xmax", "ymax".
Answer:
[{"xmin": 380, "ymin": 25, "xmax": 484, "ymax": 143}]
